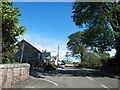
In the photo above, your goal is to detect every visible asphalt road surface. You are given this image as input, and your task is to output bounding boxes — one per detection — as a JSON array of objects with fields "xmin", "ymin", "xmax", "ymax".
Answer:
[{"xmin": 13, "ymin": 67, "xmax": 119, "ymax": 89}]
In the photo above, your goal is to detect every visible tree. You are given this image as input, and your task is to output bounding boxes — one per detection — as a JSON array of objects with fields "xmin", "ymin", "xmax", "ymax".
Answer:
[
  {"xmin": 0, "ymin": 2, "xmax": 2, "ymax": 63},
  {"xmin": 83, "ymin": 27, "xmax": 115, "ymax": 53},
  {"xmin": 2, "ymin": 2, "xmax": 26, "ymax": 63},
  {"xmin": 67, "ymin": 31, "xmax": 111, "ymax": 67},
  {"xmin": 72, "ymin": 2, "xmax": 120, "ymax": 61},
  {"xmin": 84, "ymin": 52, "xmax": 100, "ymax": 67},
  {"xmin": 67, "ymin": 31, "xmax": 86, "ymax": 62},
  {"xmin": 98, "ymin": 52, "xmax": 110, "ymax": 60}
]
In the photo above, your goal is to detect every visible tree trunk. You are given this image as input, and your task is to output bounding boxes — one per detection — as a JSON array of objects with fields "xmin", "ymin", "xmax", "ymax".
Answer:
[
  {"xmin": 115, "ymin": 11, "xmax": 120, "ymax": 63},
  {"xmin": 80, "ymin": 52, "xmax": 83, "ymax": 62},
  {"xmin": 110, "ymin": 11, "xmax": 120, "ymax": 65},
  {"xmin": 115, "ymin": 35, "xmax": 120, "ymax": 66},
  {"xmin": 115, "ymin": 46, "xmax": 120, "ymax": 61}
]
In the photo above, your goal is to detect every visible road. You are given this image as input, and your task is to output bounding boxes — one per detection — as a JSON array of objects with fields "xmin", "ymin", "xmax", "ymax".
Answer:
[{"xmin": 14, "ymin": 67, "xmax": 119, "ymax": 89}]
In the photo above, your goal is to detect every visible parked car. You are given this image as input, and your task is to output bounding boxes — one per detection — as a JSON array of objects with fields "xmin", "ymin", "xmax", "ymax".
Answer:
[{"xmin": 59, "ymin": 64, "xmax": 65, "ymax": 69}]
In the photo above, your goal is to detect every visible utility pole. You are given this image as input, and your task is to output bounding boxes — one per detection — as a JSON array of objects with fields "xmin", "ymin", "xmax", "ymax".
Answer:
[
  {"xmin": 20, "ymin": 42, "xmax": 24, "ymax": 63},
  {"xmin": 57, "ymin": 46, "xmax": 59, "ymax": 65}
]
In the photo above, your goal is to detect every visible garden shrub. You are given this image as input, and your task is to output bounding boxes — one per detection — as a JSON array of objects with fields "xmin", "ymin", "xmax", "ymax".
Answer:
[{"xmin": 78, "ymin": 62, "xmax": 88, "ymax": 68}]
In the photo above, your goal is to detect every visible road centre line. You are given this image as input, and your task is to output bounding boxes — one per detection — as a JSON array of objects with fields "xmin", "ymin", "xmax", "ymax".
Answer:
[
  {"xmin": 86, "ymin": 76, "xmax": 94, "ymax": 81},
  {"xmin": 86, "ymin": 76, "xmax": 111, "ymax": 90},
  {"xmin": 100, "ymin": 84, "xmax": 111, "ymax": 90}
]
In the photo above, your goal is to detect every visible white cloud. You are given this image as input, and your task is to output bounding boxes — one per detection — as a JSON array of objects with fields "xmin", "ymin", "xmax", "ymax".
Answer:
[{"xmin": 18, "ymin": 33, "xmax": 68, "ymax": 60}]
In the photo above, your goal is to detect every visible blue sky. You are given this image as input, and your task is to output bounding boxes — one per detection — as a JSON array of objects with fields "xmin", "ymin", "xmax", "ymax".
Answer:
[
  {"xmin": 14, "ymin": 2, "xmax": 116, "ymax": 61},
  {"xmin": 14, "ymin": 2, "xmax": 82, "ymax": 61}
]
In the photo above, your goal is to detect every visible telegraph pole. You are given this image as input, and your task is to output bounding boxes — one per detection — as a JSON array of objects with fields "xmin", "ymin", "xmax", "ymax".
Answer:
[
  {"xmin": 20, "ymin": 42, "xmax": 24, "ymax": 63},
  {"xmin": 57, "ymin": 46, "xmax": 59, "ymax": 61},
  {"xmin": 56, "ymin": 46, "xmax": 59, "ymax": 65}
]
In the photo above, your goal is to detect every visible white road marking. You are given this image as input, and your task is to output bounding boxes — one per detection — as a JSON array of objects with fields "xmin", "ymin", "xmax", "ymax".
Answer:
[
  {"xmin": 100, "ymin": 84, "xmax": 111, "ymax": 90},
  {"xmin": 86, "ymin": 76, "xmax": 94, "ymax": 81},
  {"xmin": 30, "ymin": 76, "xmax": 58, "ymax": 87},
  {"xmin": 42, "ymin": 79, "xmax": 58, "ymax": 87}
]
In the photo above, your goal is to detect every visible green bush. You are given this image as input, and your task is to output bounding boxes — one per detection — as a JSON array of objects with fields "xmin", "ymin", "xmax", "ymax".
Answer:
[
  {"xmin": 46, "ymin": 64, "xmax": 58, "ymax": 71},
  {"xmin": 100, "ymin": 58, "xmax": 119, "ymax": 74},
  {"xmin": 73, "ymin": 62, "xmax": 79, "ymax": 66},
  {"xmin": 52, "ymin": 64, "xmax": 58, "ymax": 69},
  {"xmin": 4, "ymin": 59, "xmax": 19, "ymax": 64},
  {"xmin": 78, "ymin": 62, "xmax": 88, "ymax": 68}
]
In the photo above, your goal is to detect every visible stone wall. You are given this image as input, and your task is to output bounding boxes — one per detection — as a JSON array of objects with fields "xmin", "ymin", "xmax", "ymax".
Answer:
[{"xmin": 0, "ymin": 63, "xmax": 30, "ymax": 89}]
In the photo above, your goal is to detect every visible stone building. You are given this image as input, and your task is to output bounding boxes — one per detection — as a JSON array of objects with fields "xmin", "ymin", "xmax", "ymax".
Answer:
[{"xmin": 14, "ymin": 40, "xmax": 43, "ymax": 69}]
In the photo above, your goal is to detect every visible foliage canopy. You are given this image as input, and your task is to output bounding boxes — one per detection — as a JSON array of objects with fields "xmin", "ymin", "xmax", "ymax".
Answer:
[
  {"xmin": 67, "ymin": 31, "xmax": 86, "ymax": 62},
  {"xmin": 72, "ymin": 2, "xmax": 120, "ymax": 59},
  {"xmin": 2, "ymin": 2, "xmax": 26, "ymax": 63}
]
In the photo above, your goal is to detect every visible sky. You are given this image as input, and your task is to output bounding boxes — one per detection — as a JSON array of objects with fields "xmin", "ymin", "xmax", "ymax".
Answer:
[
  {"xmin": 13, "ymin": 2, "xmax": 82, "ymax": 61},
  {"xmin": 13, "ymin": 2, "xmax": 116, "ymax": 61}
]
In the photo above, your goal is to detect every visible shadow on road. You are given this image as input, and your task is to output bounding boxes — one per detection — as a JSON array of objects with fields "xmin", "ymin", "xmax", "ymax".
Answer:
[
  {"xmin": 81, "ymin": 69, "xmax": 117, "ymax": 78},
  {"xmin": 29, "ymin": 67, "xmax": 119, "ymax": 79},
  {"xmin": 29, "ymin": 70, "xmax": 45, "ymax": 78}
]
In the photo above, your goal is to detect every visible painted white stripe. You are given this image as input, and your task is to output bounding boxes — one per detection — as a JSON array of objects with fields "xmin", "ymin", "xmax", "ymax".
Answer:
[
  {"xmin": 30, "ymin": 76, "xmax": 58, "ymax": 87},
  {"xmin": 86, "ymin": 76, "xmax": 94, "ymax": 81},
  {"xmin": 42, "ymin": 79, "xmax": 58, "ymax": 87},
  {"xmin": 100, "ymin": 84, "xmax": 111, "ymax": 90}
]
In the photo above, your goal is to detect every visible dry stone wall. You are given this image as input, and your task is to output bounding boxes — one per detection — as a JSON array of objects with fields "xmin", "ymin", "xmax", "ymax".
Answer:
[{"xmin": 0, "ymin": 63, "xmax": 30, "ymax": 89}]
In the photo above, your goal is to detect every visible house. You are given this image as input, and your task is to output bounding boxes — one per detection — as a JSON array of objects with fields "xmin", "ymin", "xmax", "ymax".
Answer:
[
  {"xmin": 64, "ymin": 60, "xmax": 73, "ymax": 67},
  {"xmin": 41, "ymin": 50, "xmax": 51, "ymax": 71},
  {"xmin": 41, "ymin": 50, "xmax": 51, "ymax": 65},
  {"xmin": 14, "ymin": 40, "xmax": 43, "ymax": 70},
  {"xmin": 50, "ymin": 56, "xmax": 57, "ymax": 65}
]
